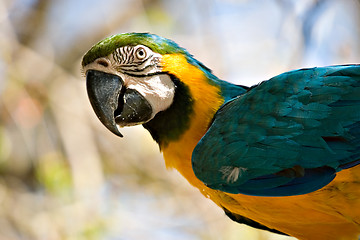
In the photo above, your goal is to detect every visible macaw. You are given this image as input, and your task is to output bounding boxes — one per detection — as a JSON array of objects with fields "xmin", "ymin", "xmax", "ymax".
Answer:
[{"xmin": 81, "ymin": 33, "xmax": 360, "ymax": 240}]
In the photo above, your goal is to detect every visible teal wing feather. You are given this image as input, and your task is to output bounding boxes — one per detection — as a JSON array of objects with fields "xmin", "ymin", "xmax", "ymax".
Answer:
[{"xmin": 192, "ymin": 65, "xmax": 360, "ymax": 196}]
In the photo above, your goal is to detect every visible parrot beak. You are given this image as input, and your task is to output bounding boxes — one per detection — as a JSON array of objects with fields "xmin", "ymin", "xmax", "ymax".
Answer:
[
  {"xmin": 86, "ymin": 70, "xmax": 153, "ymax": 138},
  {"xmin": 86, "ymin": 70, "xmax": 124, "ymax": 137}
]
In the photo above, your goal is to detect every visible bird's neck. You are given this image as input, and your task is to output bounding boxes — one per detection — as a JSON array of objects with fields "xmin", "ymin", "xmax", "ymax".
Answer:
[
  {"xmin": 143, "ymin": 53, "xmax": 246, "ymax": 177},
  {"xmin": 142, "ymin": 75, "xmax": 196, "ymax": 148}
]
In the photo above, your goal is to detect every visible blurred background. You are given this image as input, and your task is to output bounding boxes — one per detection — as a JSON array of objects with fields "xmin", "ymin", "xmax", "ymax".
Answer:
[{"xmin": 0, "ymin": 0, "xmax": 360, "ymax": 239}]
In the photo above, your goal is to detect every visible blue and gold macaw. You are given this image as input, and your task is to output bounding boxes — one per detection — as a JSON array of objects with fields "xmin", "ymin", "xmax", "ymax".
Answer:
[{"xmin": 81, "ymin": 33, "xmax": 360, "ymax": 240}]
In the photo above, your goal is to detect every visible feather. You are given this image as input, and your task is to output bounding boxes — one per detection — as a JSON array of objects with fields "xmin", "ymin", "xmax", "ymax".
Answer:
[{"xmin": 192, "ymin": 65, "xmax": 360, "ymax": 196}]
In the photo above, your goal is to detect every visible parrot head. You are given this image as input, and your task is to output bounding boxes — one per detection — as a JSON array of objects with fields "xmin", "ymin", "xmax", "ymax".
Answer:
[
  {"xmin": 82, "ymin": 33, "xmax": 244, "ymax": 146},
  {"xmin": 82, "ymin": 33, "xmax": 191, "ymax": 138}
]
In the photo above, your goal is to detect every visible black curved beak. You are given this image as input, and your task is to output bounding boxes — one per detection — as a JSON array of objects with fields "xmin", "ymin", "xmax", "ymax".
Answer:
[{"xmin": 86, "ymin": 70, "xmax": 123, "ymax": 137}]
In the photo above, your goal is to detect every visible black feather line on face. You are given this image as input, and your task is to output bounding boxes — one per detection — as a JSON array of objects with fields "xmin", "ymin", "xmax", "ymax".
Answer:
[
  {"xmin": 112, "ymin": 46, "xmax": 158, "ymax": 76},
  {"xmin": 143, "ymin": 74, "xmax": 194, "ymax": 148}
]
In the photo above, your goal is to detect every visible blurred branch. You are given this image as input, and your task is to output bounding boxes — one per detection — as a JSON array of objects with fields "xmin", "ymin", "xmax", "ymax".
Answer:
[
  {"xmin": 301, "ymin": 0, "xmax": 329, "ymax": 49},
  {"xmin": 14, "ymin": 0, "xmax": 52, "ymax": 47}
]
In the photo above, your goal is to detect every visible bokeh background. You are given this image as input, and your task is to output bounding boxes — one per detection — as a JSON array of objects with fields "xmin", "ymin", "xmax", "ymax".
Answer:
[{"xmin": 1, "ymin": 0, "xmax": 360, "ymax": 239}]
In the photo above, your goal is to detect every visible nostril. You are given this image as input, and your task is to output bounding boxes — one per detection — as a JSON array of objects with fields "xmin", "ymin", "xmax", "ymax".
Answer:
[{"xmin": 97, "ymin": 59, "xmax": 109, "ymax": 67}]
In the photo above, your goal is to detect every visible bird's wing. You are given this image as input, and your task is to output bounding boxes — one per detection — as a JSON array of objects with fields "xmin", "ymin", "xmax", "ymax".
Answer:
[{"xmin": 192, "ymin": 65, "xmax": 360, "ymax": 196}]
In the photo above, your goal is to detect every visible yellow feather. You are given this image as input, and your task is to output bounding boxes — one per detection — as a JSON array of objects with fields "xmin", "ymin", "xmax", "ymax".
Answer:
[
  {"xmin": 160, "ymin": 53, "xmax": 360, "ymax": 240},
  {"xmin": 160, "ymin": 53, "xmax": 223, "ymax": 171}
]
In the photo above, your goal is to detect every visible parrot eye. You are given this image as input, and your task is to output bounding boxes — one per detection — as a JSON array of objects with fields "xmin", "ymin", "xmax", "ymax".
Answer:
[{"xmin": 135, "ymin": 47, "xmax": 147, "ymax": 60}]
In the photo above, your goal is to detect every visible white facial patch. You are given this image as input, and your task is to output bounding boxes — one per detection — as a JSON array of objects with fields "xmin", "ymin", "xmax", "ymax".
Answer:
[{"xmin": 125, "ymin": 74, "xmax": 175, "ymax": 119}]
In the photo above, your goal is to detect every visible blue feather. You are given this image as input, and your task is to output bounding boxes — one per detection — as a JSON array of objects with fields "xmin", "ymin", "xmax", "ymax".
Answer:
[{"xmin": 192, "ymin": 65, "xmax": 360, "ymax": 197}]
